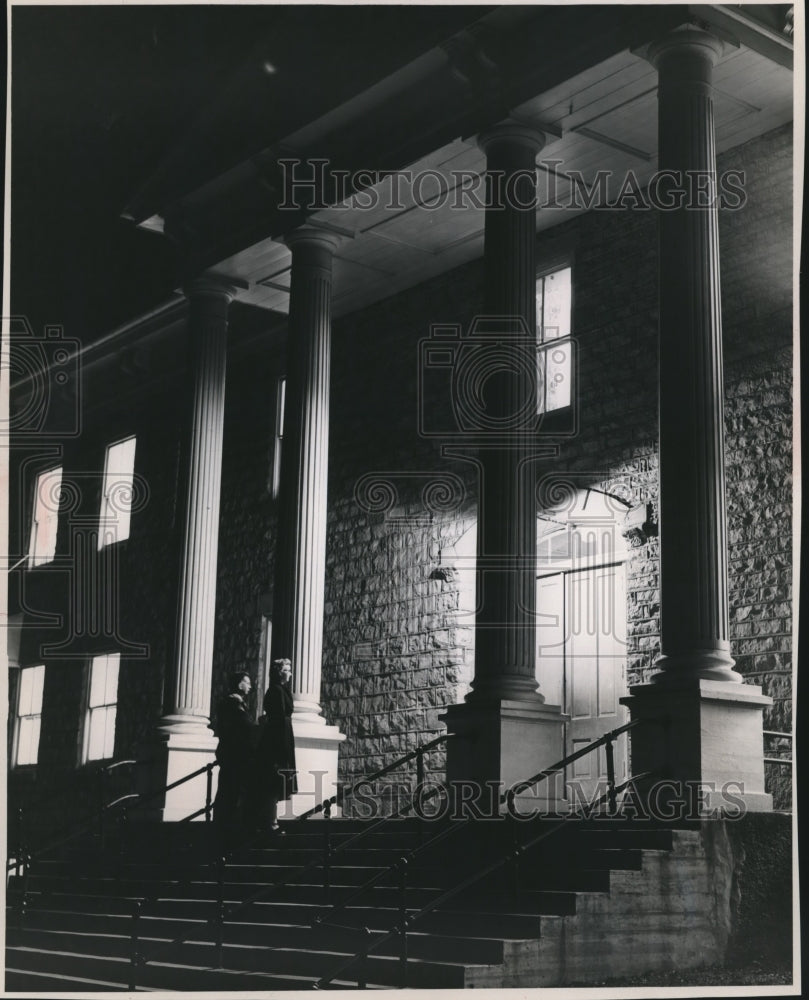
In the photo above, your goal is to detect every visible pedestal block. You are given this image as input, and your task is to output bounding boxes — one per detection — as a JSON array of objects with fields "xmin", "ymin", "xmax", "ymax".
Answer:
[
  {"xmin": 442, "ymin": 698, "xmax": 568, "ymax": 815},
  {"xmin": 135, "ymin": 729, "xmax": 219, "ymax": 822},
  {"xmin": 621, "ymin": 679, "xmax": 772, "ymax": 814},
  {"xmin": 280, "ymin": 718, "xmax": 346, "ymax": 819}
]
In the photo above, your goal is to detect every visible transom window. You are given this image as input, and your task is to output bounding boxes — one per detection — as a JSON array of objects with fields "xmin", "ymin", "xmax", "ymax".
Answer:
[
  {"xmin": 28, "ymin": 466, "xmax": 62, "ymax": 567},
  {"xmin": 82, "ymin": 652, "xmax": 120, "ymax": 762},
  {"xmin": 14, "ymin": 665, "xmax": 45, "ymax": 766},
  {"xmin": 98, "ymin": 436, "xmax": 137, "ymax": 549},
  {"xmin": 536, "ymin": 266, "xmax": 572, "ymax": 413}
]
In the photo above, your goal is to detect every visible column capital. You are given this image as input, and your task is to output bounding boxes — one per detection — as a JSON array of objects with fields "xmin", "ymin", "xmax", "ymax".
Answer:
[
  {"xmin": 284, "ymin": 227, "xmax": 342, "ymax": 255},
  {"xmin": 646, "ymin": 24, "xmax": 725, "ymax": 71},
  {"xmin": 477, "ymin": 121, "xmax": 546, "ymax": 157},
  {"xmin": 184, "ymin": 272, "xmax": 240, "ymax": 303}
]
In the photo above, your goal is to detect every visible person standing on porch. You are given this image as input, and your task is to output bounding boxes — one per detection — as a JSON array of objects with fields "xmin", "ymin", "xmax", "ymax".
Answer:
[
  {"xmin": 257, "ymin": 658, "xmax": 298, "ymax": 833},
  {"xmin": 213, "ymin": 670, "xmax": 257, "ymax": 836}
]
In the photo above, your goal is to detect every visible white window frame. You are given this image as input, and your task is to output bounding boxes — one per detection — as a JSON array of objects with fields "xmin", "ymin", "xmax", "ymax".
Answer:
[
  {"xmin": 28, "ymin": 466, "xmax": 62, "ymax": 567},
  {"xmin": 271, "ymin": 377, "xmax": 286, "ymax": 499},
  {"xmin": 536, "ymin": 265, "xmax": 573, "ymax": 414},
  {"xmin": 81, "ymin": 652, "xmax": 120, "ymax": 763},
  {"xmin": 98, "ymin": 436, "xmax": 137, "ymax": 550},
  {"xmin": 13, "ymin": 665, "xmax": 45, "ymax": 767}
]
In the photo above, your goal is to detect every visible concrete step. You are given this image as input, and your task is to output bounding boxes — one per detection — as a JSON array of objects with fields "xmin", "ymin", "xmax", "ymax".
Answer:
[
  {"xmin": 5, "ymin": 943, "xmax": 390, "ymax": 990},
  {"xmin": 10, "ymin": 875, "xmax": 583, "ymax": 919},
  {"xmin": 9, "ymin": 892, "xmax": 552, "ymax": 941},
  {"xmin": 8, "ymin": 910, "xmax": 512, "ymax": 964},
  {"xmin": 6, "ymin": 931, "xmax": 484, "ymax": 989},
  {"xmin": 4, "ymin": 965, "xmax": 160, "ymax": 992}
]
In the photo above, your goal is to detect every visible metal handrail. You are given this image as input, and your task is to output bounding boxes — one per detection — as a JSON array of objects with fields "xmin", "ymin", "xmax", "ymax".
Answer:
[
  {"xmin": 763, "ymin": 729, "xmax": 793, "ymax": 766},
  {"xmin": 313, "ymin": 769, "xmax": 659, "ymax": 989},
  {"xmin": 127, "ymin": 732, "xmax": 457, "ymax": 986},
  {"xmin": 296, "ymin": 733, "xmax": 454, "ymax": 821},
  {"xmin": 314, "ymin": 716, "xmax": 666, "ymax": 989},
  {"xmin": 506, "ymin": 718, "xmax": 645, "ymax": 804},
  {"xmin": 6, "ymin": 759, "xmax": 219, "ymax": 871},
  {"xmin": 314, "ymin": 719, "xmax": 645, "ymax": 939}
]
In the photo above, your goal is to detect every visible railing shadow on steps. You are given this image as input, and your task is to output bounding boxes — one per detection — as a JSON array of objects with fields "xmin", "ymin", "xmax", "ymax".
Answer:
[
  {"xmin": 6, "ymin": 755, "xmax": 221, "ymax": 943},
  {"xmin": 8, "ymin": 756, "xmax": 220, "ymax": 874},
  {"xmin": 122, "ymin": 719, "xmax": 665, "ymax": 990},
  {"xmin": 311, "ymin": 716, "xmax": 668, "ymax": 990},
  {"xmin": 122, "ymin": 732, "xmax": 461, "ymax": 989}
]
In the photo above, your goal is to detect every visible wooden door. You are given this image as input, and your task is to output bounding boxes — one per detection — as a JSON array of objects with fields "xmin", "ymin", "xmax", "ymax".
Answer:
[{"xmin": 537, "ymin": 565, "xmax": 627, "ymax": 806}]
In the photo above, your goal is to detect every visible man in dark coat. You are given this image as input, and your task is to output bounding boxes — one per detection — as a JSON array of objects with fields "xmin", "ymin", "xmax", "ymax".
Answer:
[{"xmin": 213, "ymin": 670, "xmax": 256, "ymax": 834}]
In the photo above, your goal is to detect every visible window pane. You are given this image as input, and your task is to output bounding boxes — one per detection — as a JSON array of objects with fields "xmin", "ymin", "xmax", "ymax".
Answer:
[
  {"xmin": 104, "ymin": 654, "xmax": 120, "ymax": 704},
  {"xmin": 31, "ymin": 664, "xmax": 45, "ymax": 711},
  {"xmin": 277, "ymin": 378, "xmax": 286, "ymax": 439},
  {"xmin": 18, "ymin": 665, "xmax": 45, "ymax": 716},
  {"xmin": 30, "ymin": 468, "xmax": 62, "ymax": 566},
  {"xmin": 87, "ymin": 707, "xmax": 106, "ymax": 760},
  {"xmin": 18, "ymin": 669, "xmax": 34, "ymax": 716},
  {"xmin": 546, "ymin": 342, "xmax": 572, "ymax": 411},
  {"xmin": 272, "ymin": 378, "xmax": 286, "ymax": 499},
  {"xmin": 99, "ymin": 436, "xmax": 136, "ymax": 548},
  {"xmin": 535, "ymin": 278, "xmax": 544, "ymax": 336},
  {"xmin": 17, "ymin": 716, "xmax": 41, "ymax": 765},
  {"xmin": 88, "ymin": 658, "xmax": 106, "ymax": 708},
  {"xmin": 103, "ymin": 705, "xmax": 117, "ymax": 759},
  {"xmin": 542, "ymin": 267, "xmax": 571, "ymax": 341}
]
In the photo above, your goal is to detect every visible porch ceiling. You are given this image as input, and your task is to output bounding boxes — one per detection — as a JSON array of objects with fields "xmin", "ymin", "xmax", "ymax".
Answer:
[{"xmin": 214, "ymin": 39, "xmax": 793, "ymax": 320}]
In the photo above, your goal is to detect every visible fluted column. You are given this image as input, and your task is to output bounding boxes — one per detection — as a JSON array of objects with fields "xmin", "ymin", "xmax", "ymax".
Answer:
[
  {"xmin": 469, "ymin": 123, "xmax": 546, "ymax": 702},
  {"xmin": 271, "ymin": 229, "xmax": 338, "ymax": 724},
  {"xmin": 650, "ymin": 27, "xmax": 741, "ymax": 684},
  {"xmin": 443, "ymin": 123, "xmax": 567, "ymax": 814},
  {"xmin": 161, "ymin": 275, "xmax": 236, "ymax": 735},
  {"xmin": 620, "ymin": 27, "xmax": 771, "ymax": 813}
]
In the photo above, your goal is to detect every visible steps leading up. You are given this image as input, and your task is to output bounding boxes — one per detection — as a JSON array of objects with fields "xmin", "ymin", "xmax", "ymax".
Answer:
[{"xmin": 6, "ymin": 814, "xmax": 714, "ymax": 990}]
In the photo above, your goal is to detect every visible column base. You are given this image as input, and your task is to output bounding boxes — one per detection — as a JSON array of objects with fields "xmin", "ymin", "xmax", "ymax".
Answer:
[
  {"xmin": 279, "ymin": 717, "xmax": 346, "ymax": 819},
  {"xmin": 135, "ymin": 728, "xmax": 218, "ymax": 822},
  {"xmin": 621, "ymin": 678, "xmax": 773, "ymax": 815},
  {"xmin": 441, "ymin": 698, "xmax": 569, "ymax": 815}
]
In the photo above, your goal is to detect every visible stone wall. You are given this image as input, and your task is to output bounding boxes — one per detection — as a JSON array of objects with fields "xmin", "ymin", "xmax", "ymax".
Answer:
[
  {"xmin": 7, "ymin": 125, "xmax": 793, "ymax": 825},
  {"xmin": 315, "ymin": 124, "xmax": 793, "ymax": 809}
]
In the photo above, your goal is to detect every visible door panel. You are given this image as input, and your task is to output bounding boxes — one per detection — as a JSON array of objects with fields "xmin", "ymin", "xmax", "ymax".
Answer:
[
  {"xmin": 536, "ymin": 574, "xmax": 564, "ymax": 709},
  {"xmin": 537, "ymin": 564, "xmax": 628, "ymax": 804}
]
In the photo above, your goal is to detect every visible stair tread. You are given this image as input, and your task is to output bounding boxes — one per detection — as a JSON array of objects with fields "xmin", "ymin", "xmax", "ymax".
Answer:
[
  {"xmin": 18, "ymin": 908, "xmax": 540, "ymax": 944},
  {"xmin": 8, "ymin": 938, "xmax": 495, "ymax": 978}
]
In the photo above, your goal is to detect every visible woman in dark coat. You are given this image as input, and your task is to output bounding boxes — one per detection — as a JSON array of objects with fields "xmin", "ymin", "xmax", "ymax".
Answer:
[{"xmin": 257, "ymin": 657, "xmax": 298, "ymax": 832}]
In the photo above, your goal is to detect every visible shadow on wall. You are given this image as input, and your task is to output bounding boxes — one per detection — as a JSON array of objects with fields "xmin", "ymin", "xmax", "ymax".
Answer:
[{"xmin": 706, "ymin": 813, "xmax": 793, "ymax": 969}]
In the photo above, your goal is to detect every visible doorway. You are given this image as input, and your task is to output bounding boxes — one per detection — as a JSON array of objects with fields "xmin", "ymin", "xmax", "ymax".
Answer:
[{"xmin": 536, "ymin": 489, "xmax": 629, "ymax": 806}]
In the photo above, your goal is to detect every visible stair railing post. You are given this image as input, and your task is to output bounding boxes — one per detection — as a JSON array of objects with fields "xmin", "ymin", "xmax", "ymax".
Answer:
[
  {"xmin": 214, "ymin": 854, "xmax": 226, "ymax": 967},
  {"xmin": 205, "ymin": 764, "xmax": 214, "ymax": 823},
  {"xmin": 17, "ymin": 853, "xmax": 32, "ymax": 928},
  {"xmin": 98, "ymin": 767, "xmax": 107, "ymax": 848},
  {"xmin": 117, "ymin": 804, "xmax": 129, "ymax": 879},
  {"xmin": 129, "ymin": 898, "xmax": 144, "ymax": 990},
  {"xmin": 15, "ymin": 806, "xmax": 24, "ymax": 877},
  {"xmin": 605, "ymin": 736, "xmax": 617, "ymax": 816},
  {"xmin": 397, "ymin": 856, "xmax": 409, "ymax": 988},
  {"xmin": 358, "ymin": 926, "xmax": 371, "ymax": 989},
  {"xmin": 323, "ymin": 799, "xmax": 332, "ymax": 905},
  {"xmin": 509, "ymin": 812, "xmax": 521, "ymax": 901}
]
